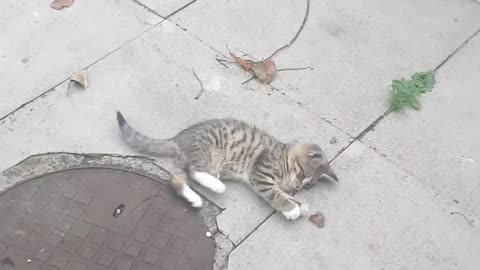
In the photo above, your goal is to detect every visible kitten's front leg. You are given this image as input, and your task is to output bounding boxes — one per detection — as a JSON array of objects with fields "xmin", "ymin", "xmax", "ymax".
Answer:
[
  {"xmin": 250, "ymin": 170, "xmax": 304, "ymax": 220},
  {"xmin": 280, "ymin": 199, "xmax": 310, "ymax": 220},
  {"xmin": 282, "ymin": 201, "xmax": 302, "ymax": 220}
]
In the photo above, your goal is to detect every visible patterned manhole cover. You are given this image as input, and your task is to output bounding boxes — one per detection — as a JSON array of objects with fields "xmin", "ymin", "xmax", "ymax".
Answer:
[{"xmin": 0, "ymin": 168, "xmax": 214, "ymax": 270}]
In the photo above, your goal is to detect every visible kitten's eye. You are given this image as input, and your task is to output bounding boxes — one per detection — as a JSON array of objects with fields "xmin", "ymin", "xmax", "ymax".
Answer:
[{"xmin": 308, "ymin": 152, "xmax": 322, "ymax": 159}]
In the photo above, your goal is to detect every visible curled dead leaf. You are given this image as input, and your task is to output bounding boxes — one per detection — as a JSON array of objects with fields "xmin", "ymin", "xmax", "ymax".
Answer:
[
  {"xmin": 225, "ymin": 0, "xmax": 310, "ymax": 85},
  {"xmin": 330, "ymin": 136, "xmax": 338, "ymax": 144},
  {"xmin": 230, "ymin": 52, "xmax": 277, "ymax": 84},
  {"xmin": 309, "ymin": 211, "xmax": 325, "ymax": 229},
  {"xmin": 70, "ymin": 69, "xmax": 89, "ymax": 89},
  {"xmin": 51, "ymin": 0, "xmax": 75, "ymax": 10},
  {"xmin": 230, "ymin": 52, "xmax": 254, "ymax": 71},
  {"xmin": 251, "ymin": 59, "xmax": 277, "ymax": 84}
]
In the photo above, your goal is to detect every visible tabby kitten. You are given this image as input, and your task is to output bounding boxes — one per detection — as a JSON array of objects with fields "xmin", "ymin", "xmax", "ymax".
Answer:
[{"xmin": 116, "ymin": 112, "xmax": 338, "ymax": 220}]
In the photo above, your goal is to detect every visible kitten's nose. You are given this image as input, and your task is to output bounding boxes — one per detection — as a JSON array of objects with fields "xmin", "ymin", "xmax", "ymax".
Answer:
[{"xmin": 328, "ymin": 171, "xmax": 339, "ymax": 182}]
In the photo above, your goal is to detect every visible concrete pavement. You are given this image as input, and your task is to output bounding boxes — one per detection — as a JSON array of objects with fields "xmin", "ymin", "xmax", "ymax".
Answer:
[{"xmin": 1, "ymin": 0, "xmax": 480, "ymax": 269}]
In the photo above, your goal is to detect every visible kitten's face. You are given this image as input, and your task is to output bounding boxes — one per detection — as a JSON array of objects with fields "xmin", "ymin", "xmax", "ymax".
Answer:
[{"xmin": 297, "ymin": 143, "xmax": 338, "ymax": 189}]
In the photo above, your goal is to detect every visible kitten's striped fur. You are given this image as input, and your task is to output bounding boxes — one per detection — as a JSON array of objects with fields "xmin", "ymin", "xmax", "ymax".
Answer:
[{"xmin": 116, "ymin": 112, "xmax": 338, "ymax": 220}]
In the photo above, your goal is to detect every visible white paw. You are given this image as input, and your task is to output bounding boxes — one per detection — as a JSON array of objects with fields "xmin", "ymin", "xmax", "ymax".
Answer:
[
  {"xmin": 210, "ymin": 181, "xmax": 226, "ymax": 193},
  {"xmin": 181, "ymin": 185, "xmax": 203, "ymax": 208},
  {"xmin": 190, "ymin": 197, "xmax": 203, "ymax": 208},
  {"xmin": 193, "ymin": 172, "xmax": 226, "ymax": 193},
  {"xmin": 282, "ymin": 204, "xmax": 301, "ymax": 220}
]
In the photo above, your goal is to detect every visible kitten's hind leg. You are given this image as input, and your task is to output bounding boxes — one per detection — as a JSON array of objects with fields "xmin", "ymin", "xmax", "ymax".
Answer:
[
  {"xmin": 192, "ymin": 172, "xmax": 226, "ymax": 193},
  {"xmin": 170, "ymin": 172, "xmax": 203, "ymax": 207}
]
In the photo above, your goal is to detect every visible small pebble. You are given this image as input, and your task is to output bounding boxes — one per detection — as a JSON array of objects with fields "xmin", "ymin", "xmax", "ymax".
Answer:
[
  {"xmin": 205, "ymin": 231, "xmax": 212, "ymax": 238},
  {"xmin": 113, "ymin": 204, "xmax": 125, "ymax": 217},
  {"xmin": 27, "ymin": 259, "xmax": 32, "ymax": 263}
]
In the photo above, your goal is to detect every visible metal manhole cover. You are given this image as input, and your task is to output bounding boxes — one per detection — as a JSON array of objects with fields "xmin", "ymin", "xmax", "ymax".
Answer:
[{"xmin": 0, "ymin": 168, "xmax": 214, "ymax": 270}]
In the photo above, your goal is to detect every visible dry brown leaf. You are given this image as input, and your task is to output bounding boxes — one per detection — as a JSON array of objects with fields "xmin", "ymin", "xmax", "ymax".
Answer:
[
  {"xmin": 226, "ymin": 0, "xmax": 309, "ymax": 85},
  {"xmin": 230, "ymin": 52, "xmax": 277, "ymax": 84},
  {"xmin": 309, "ymin": 211, "xmax": 325, "ymax": 229},
  {"xmin": 51, "ymin": 0, "xmax": 75, "ymax": 10},
  {"xmin": 70, "ymin": 69, "xmax": 89, "ymax": 89},
  {"xmin": 230, "ymin": 52, "xmax": 254, "ymax": 71},
  {"xmin": 250, "ymin": 59, "xmax": 277, "ymax": 84}
]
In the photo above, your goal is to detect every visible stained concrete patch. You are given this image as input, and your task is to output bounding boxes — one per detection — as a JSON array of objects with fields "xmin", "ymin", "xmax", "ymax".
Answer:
[
  {"xmin": 363, "ymin": 33, "xmax": 480, "ymax": 224},
  {"xmin": 0, "ymin": 20, "xmax": 349, "ymax": 247},
  {"xmin": 171, "ymin": 0, "xmax": 480, "ymax": 135},
  {"xmin": 228, "ymin": 142, "xmax": 480, "ymax": 270},
  {"xmin": 0, "ymin": 0, "xmax": 162, "ymax": 117}
]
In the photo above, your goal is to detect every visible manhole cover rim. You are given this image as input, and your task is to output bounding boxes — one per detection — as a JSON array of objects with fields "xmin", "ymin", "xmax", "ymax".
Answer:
[{"xmin": 0, "ymin": 167, "xmax": 215, "ymax": 270}]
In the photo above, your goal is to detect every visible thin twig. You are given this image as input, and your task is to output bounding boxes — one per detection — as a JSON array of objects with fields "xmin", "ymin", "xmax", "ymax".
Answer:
[
  {"xmin": 192, "ymin": 68, "xmax": 206, "ymax": 99},
  {"xmin": 216, "ymin": 58, "xmax": 234, "ymax": 63},
  {"xmin": 216, "ymin": 57, "xmax": 231, "ymax": 68},
  {"xmin": 225, "ymin": 44, "xmax": 234, "ymax": 54},
  {"xmin": 241, "ymin": 76, "xmax": 256, "ymax": 85},
  {"xmin": 450, "ymin": 211, "xmax": 475, "ymax": 227},
  {"xmin": 276, "ymin": 66, "xmax": 312, "ymax": 72},
  {"xmin": 233, "ymin": 47, "xmax": 256, "ymax": 60},
  {"xmin": 263, "ymin": 0, "xmax": 310, "ymax": 61}
]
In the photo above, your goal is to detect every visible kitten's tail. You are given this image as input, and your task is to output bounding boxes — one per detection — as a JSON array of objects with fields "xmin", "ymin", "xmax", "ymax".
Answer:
[{"xmin": 116, "ymin": 111, "xmax": 179, "ymax": 157}]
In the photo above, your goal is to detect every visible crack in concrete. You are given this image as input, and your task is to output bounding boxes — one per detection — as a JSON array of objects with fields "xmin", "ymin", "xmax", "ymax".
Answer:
[
  {"xmin": 0, "ymin": 86, "xmax": 57, "ymax": 122},
  {"xmin": 221, "ymin": 27, "xmax": 480, "ymax": 256},
  {"xmin": 131, "ymin": 0, "xmax": 165, "ymax": 19},
  {"xmin": 165, "ymin": 0, "xmax": 199, "ymax": 19},
  {"xmin": 339, "ymin": 27, "xmax": 480, "ymax": 145},
  {"xmin": 435, "ymin": 27, "xmax": 480, "ymax": 70},
  {"xmin": 232, "ymin": 210, "xmax": 276, "ymax": 248},
  {"xmin": 0, "ymin": 21, "xmax": 165, "ymax": 122},
  {"xmin": 1, "ymin": 0, "xmax": 204, "ymax": 122},
  {"xmin": 289, "ymin": 100, "xmax": 353, "ymax": 138},
  {"xmin": 2, "ymin": 2, "xmax": 479, "ymax": 266}
]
